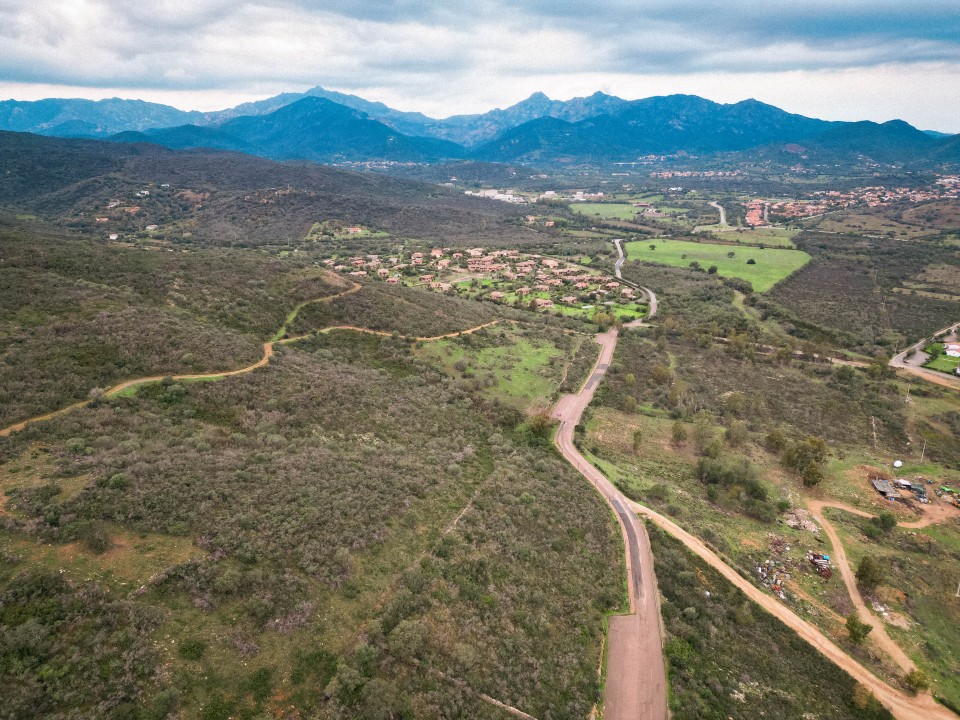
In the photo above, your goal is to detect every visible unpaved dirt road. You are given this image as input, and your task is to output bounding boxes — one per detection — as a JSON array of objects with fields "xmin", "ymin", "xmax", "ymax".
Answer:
[
  {"xmin": 632, "ymin": 501, "xmax": 955, "ymax": 720},
  {"xmin": 806, "ymin": 500, "xmax": 916, "ymax": 673}
]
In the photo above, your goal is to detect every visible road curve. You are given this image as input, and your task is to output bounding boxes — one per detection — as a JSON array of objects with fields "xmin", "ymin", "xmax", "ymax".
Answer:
[
  {"xmin": 806, "ymin": 500, "xmax": 916, "ymax": 674},
  {"xmin": 612, "ymin": 238, "xmax": 658, "ymax": 319},
  {"xmin": 708, "ymin": 201, "xmax": 728, "ymax": 227},
  {"xmin": 889, "ymin": 321, "xmax": 960, "ymax": 390},
  {"xmin": 553, "ymin": 329, "xmax": 667, "ymax": 720}
]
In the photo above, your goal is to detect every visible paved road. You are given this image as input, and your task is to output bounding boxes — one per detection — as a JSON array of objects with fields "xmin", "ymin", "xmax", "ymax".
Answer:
[
  {"xmin": 889, "ymin": 321, "xmax": 960, "ymax": 390},
  {"xmin": 612, "ymin": 239, "xmax": 658, "ymax": 319},
  {"xmin": 708, "ymin": 201, "xmax": 727, "ymax": 226},
  {"xmin": 553, "ymin": 330, "xmax": 667, "ymax": 720}
]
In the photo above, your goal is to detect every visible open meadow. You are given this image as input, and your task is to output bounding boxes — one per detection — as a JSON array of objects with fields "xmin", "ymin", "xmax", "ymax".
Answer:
[{"xmin": 624, "ymin": 238, "xmax": 810, "ymax": 292}]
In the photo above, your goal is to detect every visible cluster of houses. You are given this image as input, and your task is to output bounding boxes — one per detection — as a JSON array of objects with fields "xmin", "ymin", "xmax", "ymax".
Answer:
[{"xmin": 327, "ymin": 246, "xmax": 639, "ymax": 312}]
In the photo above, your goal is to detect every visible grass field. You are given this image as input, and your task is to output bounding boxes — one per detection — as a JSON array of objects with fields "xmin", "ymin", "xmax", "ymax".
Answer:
[
  {"xmin": 414, "ymin": 325, "xmax": 569, "ymax": 408},
  {"xmin": 625, "ymin": 239, "xmax": 810, "ymax": 292},
  {"xmin": 570, "ymin": 203, "xmax": 639, "ymax": 220},
  {"xmin": 696, "ymin": 226, "xmax": 798, "ymax": 247},
  {"xmin": 923, "ymin": 343, "xmax": 960, "ymax": 374}
]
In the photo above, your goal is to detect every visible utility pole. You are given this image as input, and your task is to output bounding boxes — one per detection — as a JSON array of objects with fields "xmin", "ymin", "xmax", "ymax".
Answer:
[
  {"xmin": 920, "ymin": 438, "xmax": 927, "ymax": 465},
  {"xmin": 956, "ymin": 578, "xmax": 960, "ymax": 598}
]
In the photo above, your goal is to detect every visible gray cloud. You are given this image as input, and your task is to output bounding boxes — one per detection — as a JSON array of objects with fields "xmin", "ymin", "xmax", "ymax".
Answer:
[{"xmin": 0, "ymin": 1, "xmax": 957, "ymax": 129}]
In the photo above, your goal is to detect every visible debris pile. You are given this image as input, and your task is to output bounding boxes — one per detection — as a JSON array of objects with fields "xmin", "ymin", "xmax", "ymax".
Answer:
[
  {"xmin": 808, "ymin": 552, "xmax": 833, "ymax": 579},
  {"xmin": 871, "ymin": 601, "xmax": 890, "ymax": 619},
  {"xmin": 756, "ymin": 535, "xmax": 793, "ymax": 599},
  {"xmin": 784, "ymin": 508, "xmax": 820, "ymax": 533}
]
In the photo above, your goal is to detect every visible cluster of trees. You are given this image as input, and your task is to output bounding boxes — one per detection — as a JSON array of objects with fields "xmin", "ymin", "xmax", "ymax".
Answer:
[
  {"xmin": 598, "ymin": 327, "xmax": 906, "ymax": 453},
  {"xmin": 2, "ymin": 322, "xmax": 622, "ymax": 718},
  {"xmin": 0, "ymin": 564, "xmax": 162, "ymax": 719},
  {"xmin": 0, "ymin": 224, "xmax": 346, "ymax": 426}
]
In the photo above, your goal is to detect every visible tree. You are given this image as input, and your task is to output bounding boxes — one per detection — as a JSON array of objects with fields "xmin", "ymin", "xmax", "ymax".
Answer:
[
  {"xmin": 671, "ymin": 421, "xmax": 688, "ymax": 446},
  {"xmin": 651, "ymin": 363, "xmax": 672, "ymax": 386},
  {"xmin": 724, "ymin": 421, "xmax": 749, "ymax": 448},
  {"xmin": 764, "ymin": 429, "xmax": 787, "ymax": 454},
  {"xmin": 872, "ymin": 512, "xmax": 897, "ymax": 533},
  {"xmin": 707, "ymin": 265, "xmax": 718, "ymax": 274},
  {"xmin": 726, "ymin": 251, "xmax": 736, "ymax": 258},
  {"xmin": 624, "ymin": 372, "xmax": 636, "ymax": 387},
  {"xmin": 746, "ymin": 258, "xmax": 756, "ymax": 265},
  {"xmin": 846, "ymin": 613, "xmax": 873, "ymax": 645},
  {"xmin": 527, "ymin": 410, "xmax": 554, "ymax": 439},
  {"xmin": 801, "ymin": 463, "xmax": 825, "ymax": 487},
  {"xmin": 592, "ymin": 310, "xmax": 616, "ymax": 330},
  {"xmin": 632, "ymin": 428, "xmax": 643, "ymax": 453},
  {"xmin": 649, "ymin": 244, "xmax": 656, "ymax": 251},
  {"xmin": 691, "ymin": 412, "xmax": 717, "ymax": 454},
  {"xmin": 856, "ymin": 555, "xmax": 885, "ymax": 592}
]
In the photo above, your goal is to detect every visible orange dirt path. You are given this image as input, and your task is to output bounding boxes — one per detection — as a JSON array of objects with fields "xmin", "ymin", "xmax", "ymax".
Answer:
[
  {"xmin": 632, "ymin": 501, "xmax": 954, "ymax": 720},
  {"xmin": 0, "ymin": 281, "xmax": 499, "ymax": 438}
]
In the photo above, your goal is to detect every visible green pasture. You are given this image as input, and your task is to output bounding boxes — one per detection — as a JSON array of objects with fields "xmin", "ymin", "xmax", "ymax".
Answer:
[{"xmin": 625, "ymin": 239, "xmax": 810, "ymax": 292}]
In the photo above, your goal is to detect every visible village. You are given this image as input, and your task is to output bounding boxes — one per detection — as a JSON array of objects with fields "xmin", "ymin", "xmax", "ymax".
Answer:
[
  {"xmin": 743, "ymin": 178, "xmax": 960, "ymax": 226},
  {"xmin": 323, "ymin": 243, "xmax": 648, "ymax": 320}
]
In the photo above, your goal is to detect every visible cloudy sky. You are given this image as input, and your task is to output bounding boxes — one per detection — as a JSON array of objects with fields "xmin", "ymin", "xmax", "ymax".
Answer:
[{"xmin": 1, "ymin": 0, "xmax": 959, "ymax": 130}]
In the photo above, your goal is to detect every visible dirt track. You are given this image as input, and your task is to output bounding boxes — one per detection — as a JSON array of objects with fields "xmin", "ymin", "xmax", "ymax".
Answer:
[
  {"xmin": 806, "ymin": 500, "xmax": 916, "ymax": 673},
  {"xmin": 0, "ymin": 281, "xmax": 500, "ymax": 438},
  {"xmin": 632, "ymin": 501, "xmax": 955, "ymax": 720}
]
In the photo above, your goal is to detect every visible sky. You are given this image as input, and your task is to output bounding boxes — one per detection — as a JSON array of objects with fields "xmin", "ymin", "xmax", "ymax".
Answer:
[{"xmin": 1, "ymin": 0, "xmax": 959, "ymax": 131}]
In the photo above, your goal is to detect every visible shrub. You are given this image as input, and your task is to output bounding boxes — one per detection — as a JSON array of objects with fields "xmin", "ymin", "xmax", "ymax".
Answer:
[
  {"xmin": 846, "ymin": 613, "xmax": 873, "ymax": 644},
  {"xmin": 905, "ymin": 668, "xmax": 930, "ymax": 694},
  {"xmin": 178, "ymin": 638, "xmax": 207, "ymax": 661},
  {"xmin": 82, "ymin": 522, "xmax": 111, "ymax": 554}
]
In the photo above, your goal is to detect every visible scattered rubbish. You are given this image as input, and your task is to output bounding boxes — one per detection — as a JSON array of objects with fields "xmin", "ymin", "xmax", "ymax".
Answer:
[
  {"xmin": 808, "ymin": 552, "xmax": 833, "ymax": 579},
  {"xmin": 893, "ymin": 460, "xmax": 903, "ymax": 468},
  {"xmin": 871, "ymin": 601, "xmax": 890, "ymax": 619},
  {"xmin": 784, "ymin": 509, "xmax": 820, "ymax": 534}
]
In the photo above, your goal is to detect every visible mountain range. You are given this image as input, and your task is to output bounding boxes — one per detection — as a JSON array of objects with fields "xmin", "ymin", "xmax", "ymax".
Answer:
[{"xmin": 0, "ymin": 87, "xmax": 957, "ymax": 168}]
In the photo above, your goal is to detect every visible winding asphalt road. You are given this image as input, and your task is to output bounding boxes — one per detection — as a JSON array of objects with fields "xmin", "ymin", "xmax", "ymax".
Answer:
[
  {"xmin": 889, "ymin": 321, "xmax": 960, "ymax": 390},
  {"xmin": 553, "ymin": 329, "xmax": 667, "ymax": 720},
  {"xmin": 553, "ymin": 277, "xmax": 666, "ymax": 720},
  {"xmin": 612, "ymin": 238, "xmax": 658, "ymax": 318},
  {"xmin": 708, "ymin": 201, "xmax": 727, "ymax": 227}
]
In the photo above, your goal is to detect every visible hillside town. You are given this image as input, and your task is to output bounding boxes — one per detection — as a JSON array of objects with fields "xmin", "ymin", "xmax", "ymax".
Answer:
[{"xmin": 324, "ymin": 245, "xmax": 646, "ymax": 318}]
